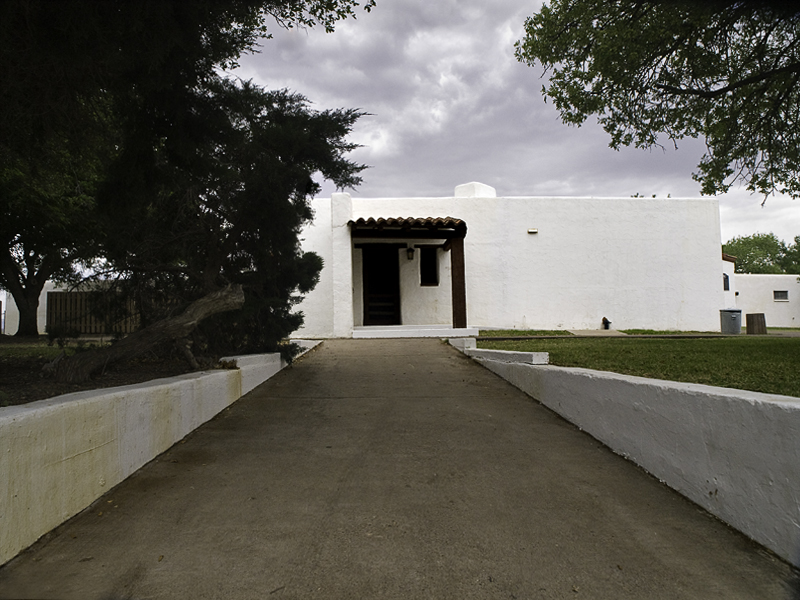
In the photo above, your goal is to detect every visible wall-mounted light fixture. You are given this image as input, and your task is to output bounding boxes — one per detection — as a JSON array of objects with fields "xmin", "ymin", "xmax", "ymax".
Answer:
[
  {"xmin": 527, "ymin": 228, "xmax": 538, "ymax": 234},
  {"xmin": 407, "ymin": 246, "xmax": 415, "ymax": 260}
]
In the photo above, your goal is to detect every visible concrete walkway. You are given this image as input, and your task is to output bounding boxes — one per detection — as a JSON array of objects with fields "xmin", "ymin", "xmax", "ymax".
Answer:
[{"xmin": 0, "ymin": 339, "xmax": 795, "ymax": 599}]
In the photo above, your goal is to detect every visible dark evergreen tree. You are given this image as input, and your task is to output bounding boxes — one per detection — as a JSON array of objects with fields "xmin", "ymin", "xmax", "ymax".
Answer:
[{"xmin": 0, "ymin": 0, "xmax": 372, "ymax": 379}]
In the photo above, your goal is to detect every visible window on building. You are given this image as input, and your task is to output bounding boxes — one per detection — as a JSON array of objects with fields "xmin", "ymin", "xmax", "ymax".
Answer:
[
  {"xmin": 723, "ymin": 273, "xmax": 730, "ymax": 291},
  {"xmin": 774, "ymin": 290, "xmax": 789, "ymax": 301},
  {"xmin": 420, "ymin": 246, "xmax": 439, "ymax": 286}
]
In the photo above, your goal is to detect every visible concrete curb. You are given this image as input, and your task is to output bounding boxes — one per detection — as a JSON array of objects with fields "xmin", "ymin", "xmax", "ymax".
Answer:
[
  {"xmin": 470, "ymin": 358, "xmax": 800, "ymax": 568},
  {"xmin": 464, "ymin": 347, "xmax": 549, "ymax": 364},
  {"xmin": 0, "ymin": 341, "xmax": 320, "ymax": 566},
  {"xmin": 448, "ymin": 338, "xmax": 549, "ymax": 364},
  {"xmin": 447, "ymin": 337, "xmax": 476, "ymax": 351}
]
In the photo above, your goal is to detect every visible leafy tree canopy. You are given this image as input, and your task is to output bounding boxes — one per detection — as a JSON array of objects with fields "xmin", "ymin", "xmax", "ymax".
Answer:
[
  {"xmin": 515, "ymin": 0, "xmax": 800, "ymax": 199},
  {"xmin": 723, "ymin": 233, "xmax": 800, "ymax": 273}
]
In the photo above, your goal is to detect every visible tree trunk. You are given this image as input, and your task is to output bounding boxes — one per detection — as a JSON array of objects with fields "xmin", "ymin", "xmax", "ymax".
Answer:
[
  {"xmin": 0, "ymin": 250, "xmax": 49, "ymax": 336},
  {"xmin": 53, "ymin": 284, "xmax": 245, "ymax": 383},
  {"xmin": 13, "ymin": 293, "xmax": 41, "ymax": 336}
]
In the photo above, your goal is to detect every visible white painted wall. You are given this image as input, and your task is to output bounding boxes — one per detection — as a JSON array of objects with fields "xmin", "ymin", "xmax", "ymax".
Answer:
[
  {"xmin": 296, "ymin": 183, "xmax": 724, "ymax": 336},
  {"xmin": 474, "ymin": 358, "xmax": 800, "ymax": 568},
  {"xmin": 722, "ymin": 259, "xmax": 737, "ymax": 309},
  {"xmin": 331, "ymin": 193, "xmax": 355, "ymax": 338},
  {"xmin": 0, "ymin": 346, "xmax": 319, "ymax": 566},
  {"xmin": 352, "ymin": 247, "xmax": 363, "ymax": 327},
  {"xmin": 297, "ymin": 197, "xmax": 335, "ymax": 338},
  {"xmin": 399, "ymin": 246, "xmax": 453, "ymax": 325},
  {"xmin": 734, "ymin": 274, "xmax": 800, "ymax": 328}
]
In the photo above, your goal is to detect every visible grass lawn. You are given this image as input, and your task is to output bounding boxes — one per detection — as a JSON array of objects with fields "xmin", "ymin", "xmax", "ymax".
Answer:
[
  {"xmin": 0, "ymin": 337, "xmax": 74, "ymax": 360},
  {"xmin": 618, "ymin": 329, "xmax": 718, "ymax": 335},
  {"xmin": 477, "ymin": 336, "xmax": 800, "ymax": 397},
  {"xmin": 0, "ymin": 335, "xmax": 193, "ymax": 406},
  {"xmin": 479, "ymin": 329, "xmax": 573, "ymax": 337}
]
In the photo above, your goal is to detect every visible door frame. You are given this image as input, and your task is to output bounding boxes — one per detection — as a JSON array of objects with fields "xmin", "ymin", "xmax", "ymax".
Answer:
[{"xmin": 360, "ymin": 243, "xmax": 403, "ymax": 326}]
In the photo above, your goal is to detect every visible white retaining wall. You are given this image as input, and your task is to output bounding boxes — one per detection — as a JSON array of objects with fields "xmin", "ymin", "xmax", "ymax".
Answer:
[
  {"xmin": 474, "ymin": 359, "xmax": 800, "ymax": 568},
  {"xmin": 0, "ymin": 343, "xmax": 319, "ymax": 566},
  {"xmin": 465, "ymin": 347, "xmax": 549, "ymax": 364}
]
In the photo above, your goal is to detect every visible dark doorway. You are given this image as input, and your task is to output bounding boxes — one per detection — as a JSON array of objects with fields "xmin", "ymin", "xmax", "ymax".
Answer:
[{"xmin": 362, "ymin": 244, "xmax": 401, "ymax": 325}]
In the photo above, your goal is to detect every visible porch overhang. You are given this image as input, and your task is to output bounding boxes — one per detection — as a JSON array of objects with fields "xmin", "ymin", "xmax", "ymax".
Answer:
[
  {"xmin": 347, "ymin": 217, "xmax": 469, "ymax": 330},
  {"xmin": 348, "ymin": 217, "xmax": 467, "ymax": 240}
]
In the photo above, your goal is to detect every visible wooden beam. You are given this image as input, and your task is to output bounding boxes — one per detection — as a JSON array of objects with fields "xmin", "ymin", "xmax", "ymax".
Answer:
[
  {"xmin": 450, "ymin": 237, "xmax": 467, "ymax": 329},
  {"xmin": 354, "ymin": 243, "xmax": 407, "ymax": 249}
]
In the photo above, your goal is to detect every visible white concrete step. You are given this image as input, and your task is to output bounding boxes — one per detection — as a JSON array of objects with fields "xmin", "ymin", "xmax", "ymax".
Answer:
[{"xmin": 353, "ymin": 325, "xmax": 479, "ymax": 339}]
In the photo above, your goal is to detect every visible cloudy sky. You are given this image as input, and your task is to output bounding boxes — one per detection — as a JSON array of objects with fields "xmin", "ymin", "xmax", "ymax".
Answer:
[{"xmin": 235, "ymin": 0, "xmax": 800, "ymax": 244}]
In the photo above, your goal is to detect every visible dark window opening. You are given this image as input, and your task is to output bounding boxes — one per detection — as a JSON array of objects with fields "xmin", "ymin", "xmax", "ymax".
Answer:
[
  {"xmin": 420, "ymin": 246, "xmax": 439, "ymax": 286},
  {"xmin": 362, "ymin": 245, "xmax": 401, "ymax": 325},
  {"xmin": 774, "ymin": 290, "xmax": 789, "ymax": 301},
  {"xmin": 723, "ymin": 273, "xmax": 730, "ymax": 291}
]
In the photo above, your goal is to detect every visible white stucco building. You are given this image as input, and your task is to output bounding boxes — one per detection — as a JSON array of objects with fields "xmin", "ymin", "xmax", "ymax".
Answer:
[
  {"xmin": 733, "ymin": 274, "xmax": 800, "ymax": 328},
  {"xmin": 294, "ymin": 182, "xmax": 725, "ymax": 338}
]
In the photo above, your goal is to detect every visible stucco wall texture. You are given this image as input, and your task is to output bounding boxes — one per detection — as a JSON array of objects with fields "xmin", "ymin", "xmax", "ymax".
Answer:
[
  {"xmin": 296, "ymin": 184, "xmax": 724, "ymax": 337},
  {"xmin": 735, "ymin": 274, "xmax": 800, "ymax": 328},
  {"xmin": 475, "ymin": 359, "xmax": 800, "ymax": 569}
]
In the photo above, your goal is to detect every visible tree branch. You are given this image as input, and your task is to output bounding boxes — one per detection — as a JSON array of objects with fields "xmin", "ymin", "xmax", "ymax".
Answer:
[
  {"xmin": 654, "ymin": 61, "xmax": 800, "ymax": 97},
  {"xmin": 53, "ymin": 284, "xmax": 245, "ymax": 383}
]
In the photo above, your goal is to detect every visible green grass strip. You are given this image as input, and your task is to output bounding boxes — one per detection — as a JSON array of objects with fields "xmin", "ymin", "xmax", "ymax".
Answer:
[
  {"xmin": 0, "ymin": 344, "xmax": 70, "ymax": 360},
  {"xmin": 479, "ymin": 329, "xmax": 573, "ymax": 337},
  {"xmin": 477, "ymin": 337, "xmax": 800, "ymax": 398},
  {"xmin": 619, "ymin": 329, "xmax": 717, "ymax": 335}
]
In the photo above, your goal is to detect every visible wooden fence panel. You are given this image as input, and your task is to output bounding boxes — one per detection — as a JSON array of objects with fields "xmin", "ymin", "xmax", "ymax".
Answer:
[{"xmin": 46, "ymin": 292, "xmax": 140, "ymax": 335}]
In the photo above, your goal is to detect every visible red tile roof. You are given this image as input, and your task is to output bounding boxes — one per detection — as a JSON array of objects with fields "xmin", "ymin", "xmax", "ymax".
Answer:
[{"xmin": 349, "ymin": 217, "xmax": 466, "ymax": 231}]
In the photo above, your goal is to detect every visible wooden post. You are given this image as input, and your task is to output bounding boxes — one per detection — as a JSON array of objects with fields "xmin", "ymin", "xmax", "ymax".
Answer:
[{"xmin": 450, "ymin": 237, "xmax": 467, "ymax": 329}]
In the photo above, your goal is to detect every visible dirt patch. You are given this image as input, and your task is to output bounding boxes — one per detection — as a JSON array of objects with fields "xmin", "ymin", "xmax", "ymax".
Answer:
[{"xmin": 0, "ymin": 336, "xmax": 194, "ymax": 407}]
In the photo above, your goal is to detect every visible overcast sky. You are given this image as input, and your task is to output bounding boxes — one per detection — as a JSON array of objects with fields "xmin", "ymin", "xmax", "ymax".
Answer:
[{"xmin": 234, "ymin": 0, "xmax": 800, "ymax": 244}]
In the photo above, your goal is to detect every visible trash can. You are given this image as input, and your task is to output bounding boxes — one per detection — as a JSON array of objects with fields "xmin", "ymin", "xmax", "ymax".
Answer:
[{"xmin": 720, "ymin": 309, "xmax": 742, "ymax": 334}]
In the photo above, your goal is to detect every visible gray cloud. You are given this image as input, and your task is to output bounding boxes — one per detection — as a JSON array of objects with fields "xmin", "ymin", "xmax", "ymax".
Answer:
[{"xmin": 235, "ymin": 0, "xmax": 800, "ymax": 243}]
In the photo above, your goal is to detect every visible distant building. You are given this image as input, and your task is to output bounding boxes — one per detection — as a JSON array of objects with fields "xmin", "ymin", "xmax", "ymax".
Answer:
[{"xmin": 733, "ymin": 274, "xmax": 800, "ymax": 328}]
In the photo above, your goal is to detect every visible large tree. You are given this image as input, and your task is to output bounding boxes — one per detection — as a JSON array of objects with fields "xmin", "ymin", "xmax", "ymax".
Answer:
[
  {"xmin": 0, "ymin": 143, "xmax": 104, "ymax": 335},
  {"xmin": 1, "ymin": 0, "xmax": 372, "ymax": 379},
  {"xmin": 515, "ymin": 0, "xmax": 800, "ymax": 200},
  {"xmin": 723, "ymin": 233, "xmax": 800, "ymax": 273},
  {"xmin": 59, "ymin": 79, "xmax": 365, "ymax": 383},
  {"xmin": 0, "ymin": 0, "xmax": 373, "ymax": 337}
]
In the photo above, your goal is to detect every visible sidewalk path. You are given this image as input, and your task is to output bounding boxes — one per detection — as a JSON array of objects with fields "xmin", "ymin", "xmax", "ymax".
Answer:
[{"xmin": 0, "ymin": 339, "xmax": 794, "ymax": 599}]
